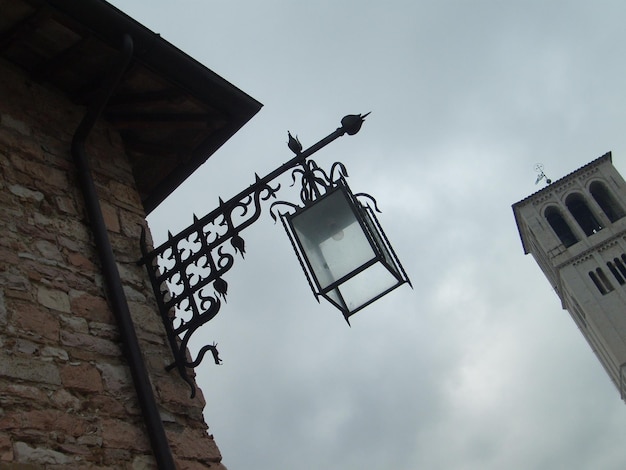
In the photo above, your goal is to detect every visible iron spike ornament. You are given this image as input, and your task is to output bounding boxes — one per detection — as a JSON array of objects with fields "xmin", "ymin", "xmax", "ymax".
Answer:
[{"xmin": 138, "ymin": 113, "xmax": 410, "ymax": 397}]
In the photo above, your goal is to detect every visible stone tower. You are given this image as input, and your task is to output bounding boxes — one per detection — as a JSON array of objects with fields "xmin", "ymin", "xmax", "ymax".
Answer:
[
  {"xmin": 513, "ymin": 152, "xmax": 626, "ymax": 401},
  {"xmin": 1, "ymin": 0, "xmax": 260, "ymax": 467}
]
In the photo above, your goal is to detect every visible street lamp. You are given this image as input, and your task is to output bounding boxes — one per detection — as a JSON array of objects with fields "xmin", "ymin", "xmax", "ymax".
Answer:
[
  {"xmin": 278, "ymin": 177, "xmax": 409, "ymax": 324},
  {"xmin": 138, "ymin": 113, "xmax": 410, "ymax": 396}
]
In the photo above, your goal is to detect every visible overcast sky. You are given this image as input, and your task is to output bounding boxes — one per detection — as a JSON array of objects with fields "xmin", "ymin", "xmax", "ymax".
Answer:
[{"xmin": 109, "ymin": 2, "xmax": 626, "ymax": 469}]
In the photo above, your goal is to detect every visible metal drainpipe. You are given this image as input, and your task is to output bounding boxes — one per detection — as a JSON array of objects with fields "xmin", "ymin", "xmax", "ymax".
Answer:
[{"xmin": 71, "ymin": 34, "xmax": 176, "ymax": 469}]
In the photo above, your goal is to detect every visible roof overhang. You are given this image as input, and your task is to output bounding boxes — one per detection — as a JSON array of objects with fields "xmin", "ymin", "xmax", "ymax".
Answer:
[{"xmin": 1, "ymin": 0, "xmax": 263, "ymax": 214}]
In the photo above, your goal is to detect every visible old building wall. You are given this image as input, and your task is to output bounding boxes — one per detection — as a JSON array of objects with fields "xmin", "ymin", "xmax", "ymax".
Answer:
[{"xmin": 0, "ymin": 59, "xmax": 224, "ymax": 469}]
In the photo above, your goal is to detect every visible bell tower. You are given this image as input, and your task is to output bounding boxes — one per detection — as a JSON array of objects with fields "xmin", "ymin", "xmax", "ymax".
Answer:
[{"xmin": 513, "ymin": 152, "xmax": 626, "ymax": 401}]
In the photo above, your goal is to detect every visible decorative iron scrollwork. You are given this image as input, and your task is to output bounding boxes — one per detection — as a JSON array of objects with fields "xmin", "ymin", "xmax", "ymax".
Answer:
[
  {"xmin": 290, "ymin": 160, "xmax": 348, "ymax": 204},
  {"xmin": 138, "ymin": 179, "xmax": 280, "ymax": 397}
]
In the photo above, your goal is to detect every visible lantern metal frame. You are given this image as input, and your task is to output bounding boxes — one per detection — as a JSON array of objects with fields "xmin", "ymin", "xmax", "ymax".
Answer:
[
  {"xmin": 137, "ymin": 113, "xmax": 409, "ymax": 397},
  {"xmin": 275, "ymin": 175, "xmax": 410, "ymax": 324}
]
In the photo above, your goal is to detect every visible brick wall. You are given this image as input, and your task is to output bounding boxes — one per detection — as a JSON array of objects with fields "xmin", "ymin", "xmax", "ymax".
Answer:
[{"xmin": 0, "ymin": 59, "xmax": 225, "ymax": 469}]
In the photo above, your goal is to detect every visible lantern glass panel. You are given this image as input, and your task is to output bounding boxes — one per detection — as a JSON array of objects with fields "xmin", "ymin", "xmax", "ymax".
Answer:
[
  {"xmin": 290, "ymin": 188, "xmax": 375, "ymax": 289},
  {"xmin": 361, "ymin": 205, "xmax": 403, "ymax": 278},
  {"xmin": 325, "ymin": 261, "xmax": 402, "ymax": 313}
]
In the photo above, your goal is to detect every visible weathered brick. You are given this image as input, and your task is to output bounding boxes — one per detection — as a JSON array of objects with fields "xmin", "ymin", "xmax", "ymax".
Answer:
[
  {"xmin": 130, "ymin": 454, "xmax": 156, "ymax": 470},
  {"xmin": 9, "ymin": 156, "xmax": 68, "ymax": 192},
  {"xmin": 109, "ymin": 181, "xmax": 142, "ymax": 212},
  {"xmin": 75, "ymin": 434, "xmax": 103, "ymax": 447},
  {"xmin": 36, "ymin": 286, "xmax": 70, "ymax": 313},
  {"xmin": 13, "ymin": 441, "xmax": 73, "ymax": 465},
  {"xmin": 69, "ymin": 291, "xmax": 113, "ymax": 324},
  {"xmin": 156, "ymin": 378, "xmax": 198, "ymax": 408},
  {"xmin": 40, "ymin": 142, "xmax": 74, "ymax": 171},
  {"xmin": 28, "ymin": 162, "xmax": 68, "ymax": 190},
  {"xmin": 0, "ymin": 432, "xmax": 13, "ymax": 462},
  {"xmin": 127, "ymin": 302, "xmax": 162, "ymax": 334},
  {"xmin": 59, "ymin": 314, "xmax": 89, "ymax": 334},
  {"xmin": 101, "ymin": 419, "xmax": 150, "ymax": 452},
  {"xmin": 55, "ymin": 195, "xmax": 77, "ymax": 215},
  {"xmin": 67, "ymin": 252, "xmax": 96, "ymax": 272},
  {"xmin": 0, "ymin": 126, "xmax": 42, "ymax": 162},
  {"xmin": 8, "ymin": 185, "xmax": 43, "ymax": 203},
  {"xmin": 89, "ymin": 322, "xmax": 119, "ymax": 341},
  {"xmin": 34, "ymin": 240, "xmax": 64, "ymax": 263},
  {"xmin": 2, "ymin": 288, "xmax": 32, "ymax": 303},
  {"xmin": 95, "ymin": 363, "xmax": 132, "ymax": 395},
  {"xmin": 41, "ymin": 346, "xmax": 69, "ymax": 361},
  {"xmin": 168, "ymin": 428, "xmax": 222, "ymax": 462},
  {"xmin": 0, "ymin": 247, "xmax": 22, "ymax": 267},
  {"xmin": 101, "ymin": 202, "xmax": 120, "ymax": 234},
  {"xmin": 116, "ymin": 263, "xmax": 145, "ymax": 290},
  {"xmin": 119, "ymin": 208, "xmax": 144, "ymax": 239},
  {"xmin": 109, "ymin": 233, "xmax": 141, "ymax": 263},
  {"xmin": 25, "ymin": 261, "xmax": 94, "ymax": 292},
  {"xmin": 60, "ymin": 363, "xmax": 103, "ymax": 393},
  {"xmin": 10, "ymin": 300, "xmax": 60, "ymax": 341},
  {"xmin": 122, "ymin": 285, "xmax": 146, "ymax": 303},
  {"xmin": 87, "ymin": 395, "xmax": 125, "ymax": 418},
  {"xmin": 60, "ymin": 331, "xmax": 121, "ymax": 356},
  {"xmin": 49, "ymin": 389, "xmax": 81, "ymax": 412},
  {"xmin": 15, "ymin": 220, "xmax": 55, "ymax": 242},
  {"xmin": 0, "ymin": 357, "xmax": 61, "ymax": 385},
  {"xmin": 3, "ymin": 410, "xmax": 88, "ymax": 438},
  {"xmin": 102, "ymin": 447, "xmax": 132, "ymax": 467},
  {"xmin": 0, "ymin": 271, "xmax": 30, "ymax": 295},
  {"xmin": 52, "ymin": 217, "xmax": 91, "ymax": 243},
  {"xmin": 57, "ymin": 235, "xmax": 81, "ymax": 252},
  {"xmin": 1, "ymin": 114, "xmax": 31, "ymax": 135},
  {"xmin": 13, "ymin": 339, "xmax": 38, "ymax": 356},
  {"xmin": 1, "ymin": 384, "xmax": 49, "ymax": 407}
]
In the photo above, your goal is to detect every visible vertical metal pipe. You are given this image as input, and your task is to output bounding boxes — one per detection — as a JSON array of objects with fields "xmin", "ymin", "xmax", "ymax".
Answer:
[{"xmin": 71, "ymin": 34, "xmax": 176, "ymax": 469}]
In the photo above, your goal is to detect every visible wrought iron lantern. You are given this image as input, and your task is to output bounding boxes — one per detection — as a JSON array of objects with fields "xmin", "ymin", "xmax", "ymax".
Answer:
[
  {"xmin": 279, "ymin": 177, "xmax": 409, "ymax": 324},
  {"xmin": 138, "ymin": 113, "xmax": 410, "ymax": 397}
]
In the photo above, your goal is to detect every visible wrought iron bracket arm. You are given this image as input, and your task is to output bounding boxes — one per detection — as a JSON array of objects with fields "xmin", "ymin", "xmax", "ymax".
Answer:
[
  {"xmin": 137, "ymin": 113, "xmax": 370, "ymax": 398},
  {"xmin": 138, "ymin": 112, "xmax": 369, "ymax": 262}
]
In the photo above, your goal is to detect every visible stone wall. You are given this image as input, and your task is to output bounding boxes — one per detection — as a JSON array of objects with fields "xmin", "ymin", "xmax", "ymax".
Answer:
[{"xmin": 0, "ymin": 59, "xmax": 225, "ymax": 469}]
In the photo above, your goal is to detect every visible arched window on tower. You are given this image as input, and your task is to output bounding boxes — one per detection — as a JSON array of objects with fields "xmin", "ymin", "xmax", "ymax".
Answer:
[
  {"xmin": 545, "ymin": 206, "xmax": 578, "ymax": 247},
  {"xmin": 589, "ymin": 181, "xmax": 625, "ymax": 223},
  {"xmin": 565, "ymin": 193, "xmax": 603, "ymax": 236},
  {"xmin": 589, "ymin": 267, "xmax": 614, "ymax": 295},
  {"xmin": 607, "ymin": 260, "xmax": 626, "ymax": 285}
]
